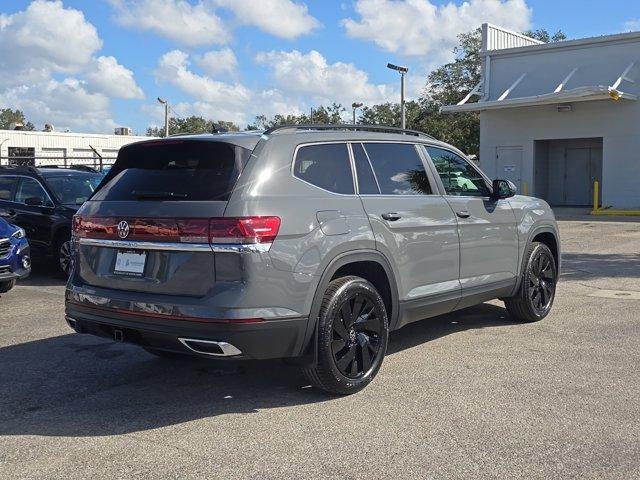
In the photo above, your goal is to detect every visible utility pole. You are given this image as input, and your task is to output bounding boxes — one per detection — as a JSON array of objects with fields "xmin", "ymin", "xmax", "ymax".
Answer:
[
  {"xmin": 157, "ymin": 97, "xmax": 169, "ymax": 137},
  {"xmin": 310, "ymin": 107, "xmax": 314, "ymax": 123},
  {"xmin": 387, "ymin": 63, "xmax": 408, "ymax": 129},
  {"xmin": 351, "ymin": 102, "xmax": 363, "ymax": 125}
]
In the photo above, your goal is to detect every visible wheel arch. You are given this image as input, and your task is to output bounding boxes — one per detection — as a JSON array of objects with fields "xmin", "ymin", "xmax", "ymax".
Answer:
[
  {"xmin": 511, "ymin": 225, "xmax": 560, "ymax": 296},
  {"xmin": 295, "ymin": 250, "xmax": 399, "ymax": 366}
]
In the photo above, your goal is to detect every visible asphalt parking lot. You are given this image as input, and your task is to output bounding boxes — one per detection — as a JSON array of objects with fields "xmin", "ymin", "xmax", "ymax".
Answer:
[{"xmin": 1, "ymin": 214, "xmax": 639, "ymax": 479}]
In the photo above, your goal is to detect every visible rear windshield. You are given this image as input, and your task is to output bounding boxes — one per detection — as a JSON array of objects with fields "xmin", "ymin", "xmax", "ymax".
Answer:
[{"xmin": 92, "ymin": 140, "xmax": 250, "ymax": 202}]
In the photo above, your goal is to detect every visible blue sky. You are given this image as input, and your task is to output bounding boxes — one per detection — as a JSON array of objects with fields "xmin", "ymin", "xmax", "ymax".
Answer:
[{"xmin": 1, "ymin": 0, "xmax": 638, "ymax": 134}]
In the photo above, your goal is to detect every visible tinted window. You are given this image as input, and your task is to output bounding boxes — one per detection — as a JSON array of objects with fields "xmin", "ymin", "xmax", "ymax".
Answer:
[
  {"xmin": 0, "ymin": 176, "xmax": 18, "ymax": 201},
  {"xmin": 352, "ymin": 143, "xmax": 379, "ymax": 194},
  {"xmin": 92, "ymin": 141, "xmax": 249, "ymax": 202},
  {"xmin": 294, "ymin": 143, "xmax": 354, "ymax": 194},
  {"xmin": 363, "ymin": 143, "xmax": 432, "ymax": 195},
  {"xmin": 15, "ymin": 178, "xmax": 53, "ymax": 206},
  {"xmin": 426, "ymin": 147, "xmax": 491, "ymax": 197},
  {"xmin": 45, "ymin": 173, "xmax": 103, "ymax": 206}
]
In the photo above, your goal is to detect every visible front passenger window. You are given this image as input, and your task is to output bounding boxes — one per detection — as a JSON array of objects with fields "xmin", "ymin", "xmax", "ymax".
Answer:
[{"xmin": 426, "ymin": 147, "xmax": 491, "ymax": 197}]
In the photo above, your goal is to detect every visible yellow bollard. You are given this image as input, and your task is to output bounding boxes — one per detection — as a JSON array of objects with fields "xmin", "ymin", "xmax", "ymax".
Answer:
[
  {"xmin": 522, "ymin": 181, "xmax": 529, "ymax": 196},
  {"xmin": 593, "ymin": 180, "xmax": 599, "ymax": 212}
]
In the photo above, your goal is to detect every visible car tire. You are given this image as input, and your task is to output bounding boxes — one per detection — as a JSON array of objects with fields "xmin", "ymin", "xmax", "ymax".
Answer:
[
  {"xmin": 0, "ymin": 280, "xmax": 16, "ymax": 293},
  {"xmin": 504, "ymin": 242, "xmax": 557, "ymax": 322},
  {"xmin": 303, "ymin": 275, "xmax": 389, "ymax": 395},
  {"xmin": 54, "ymin": 237, "xmax": 73, "ymax": 278}
]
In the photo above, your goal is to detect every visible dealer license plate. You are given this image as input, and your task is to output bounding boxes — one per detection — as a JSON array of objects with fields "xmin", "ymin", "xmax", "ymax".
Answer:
[{"xmin": 114, "ymin": 250, "xmax": 147, "ymax": 276}]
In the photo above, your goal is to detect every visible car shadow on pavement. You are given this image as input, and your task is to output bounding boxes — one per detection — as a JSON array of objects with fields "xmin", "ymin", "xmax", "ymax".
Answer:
[
  {"xmin": 20, "ymin": 262, "xmax": 67, "ymax": 288},
  {"xmin": 561, "ymin": 252, "xmax": 640, "ymax": 281},
  {"xmin": 0, "ymin": 303, "xmax": 517, "ymax": 438}
]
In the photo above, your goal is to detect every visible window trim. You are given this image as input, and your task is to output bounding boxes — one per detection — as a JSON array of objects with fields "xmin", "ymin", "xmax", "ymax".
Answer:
[
  {"xmin": 357, "ymin": 141, "xmax": 439, "ymax": 197},
  {"xmin": 291, "ymin": 141, "xmax": 357, "ymax": 196},
  {"xmin": 421, "ymin": 145, "xmax": 493, "ymax": 199},
  {"xmin": 349, "ymin": 142, "xmax": 381, "ymax": 195},
  {"xmin": 0, "ymin": 175, "xmax": 55, "ymax": 207}
]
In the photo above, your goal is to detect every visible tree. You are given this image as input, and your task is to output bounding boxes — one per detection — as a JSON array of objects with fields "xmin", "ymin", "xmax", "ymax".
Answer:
[
  {"xmin": 147, "ymin": 115, "xmax": 239, "ymax": 137},
  {"xmin": 0, "ymin": 108, "xmax": 35, "ymax": 131},
  {"xmin": 247, "ymin": 103, "xmax": 345, "ymax": 130},
  {"xmin": 524, "ymin": 29, "xmax": 567, "ymax": 43}
]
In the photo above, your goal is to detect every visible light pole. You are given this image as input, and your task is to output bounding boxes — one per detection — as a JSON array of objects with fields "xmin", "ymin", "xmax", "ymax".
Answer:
[
  {"xmin": 351, "ymin": 102, "xmax": 363, "ymax": 125},
  {"xmin": 157, "ymin": 97, "xmax": 169, "ymax": 137},
  {"xmin": 387, "ymin": 63, "xmax": 408, "ymax": 129}
]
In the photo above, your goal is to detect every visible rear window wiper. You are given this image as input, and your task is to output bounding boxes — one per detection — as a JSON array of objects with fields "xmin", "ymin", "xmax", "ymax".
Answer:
[{"xmin": 132, "ymin": 190, "xmax": 188, "ymax": 200}]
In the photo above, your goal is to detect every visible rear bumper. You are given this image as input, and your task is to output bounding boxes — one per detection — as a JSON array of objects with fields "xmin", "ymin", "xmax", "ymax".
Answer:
[{"xmin": 64, "ymin": 303, "xmax": 309, "ymax": 360}]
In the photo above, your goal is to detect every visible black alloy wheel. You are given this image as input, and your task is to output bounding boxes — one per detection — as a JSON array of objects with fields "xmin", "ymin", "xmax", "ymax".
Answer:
[
  {"xmin": 527, "ymin": 247, "xmax": 556, "ymax": 315},
  {"xmin": 505, "ymin": 242, "xmax": 557, "ymax": 322},
  {"xmin": 57, "ymin": 239, "xmax": 73, "ymax": 278},
  {"xmin": 332, "ymin": 292, "xmax": 383, "ymax": 378},
  {"xmin": 303, "ymin": 275, "xmax": 389, "ymax": 395}
]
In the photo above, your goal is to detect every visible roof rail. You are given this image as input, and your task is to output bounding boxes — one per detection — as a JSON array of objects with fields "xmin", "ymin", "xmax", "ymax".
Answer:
[{"xmin": 263, "ymin": 123, "xmax": 436, "ymax": 140}]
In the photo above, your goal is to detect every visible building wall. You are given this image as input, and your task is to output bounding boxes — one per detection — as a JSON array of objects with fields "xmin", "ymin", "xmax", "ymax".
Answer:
[
  {"xmin": 480, "ymin": 99, "xmax": 640, "ymax": 208},
  {"xmin": 0, "ymin": 130, "xmax": 151, "ymax": 167}
]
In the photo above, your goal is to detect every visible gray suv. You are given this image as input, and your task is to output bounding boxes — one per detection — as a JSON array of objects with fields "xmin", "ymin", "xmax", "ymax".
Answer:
[{"xmin": 65, "ymin": 125, "xmax": 560, "ymax": 395}]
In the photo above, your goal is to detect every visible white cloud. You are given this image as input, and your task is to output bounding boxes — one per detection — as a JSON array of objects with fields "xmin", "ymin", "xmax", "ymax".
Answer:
[
  {"xmin": 155, "ymin": 50, "xmax": 250, "ymax": 107},
  {"xmin": 623, "ymin": 19, "xmax": 640, "ymax": 32},
  {"xmin": 0, "ymin": 79, "xmax": 116, "ymax": 133},
  {"xmin": 109, "ymin": 0, "xmax": 230, "ymax": 46},
  {"xmin": 256, "ymin": 50, "xmax": 396, "ymax": 105},
  {"xmin": 0, "ymin": 1, "xmax": 143, "ymax": 132},
  {"xmin": 85, "ymin": 56, "xmax": 144, "ymax": 100},
  {"xmin": 343, "ymin": 0, "xmax": 532, "ymax": 61},
  {"xmin": 0, "ymin": 0, "xmax": 102, "ymax": 85},
  {"xmin": 214, "ymin": 0, "xmax": 321, "ymax": 39},
  {"xmin": 196, "ymin": 48, "xmax": 239, "ymax": 78}
]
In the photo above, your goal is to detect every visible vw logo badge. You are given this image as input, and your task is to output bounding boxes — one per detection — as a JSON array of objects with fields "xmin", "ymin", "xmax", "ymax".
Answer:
[{"xmin": 117, "ymin": 221, "xmax": 130, "ymax": 239}]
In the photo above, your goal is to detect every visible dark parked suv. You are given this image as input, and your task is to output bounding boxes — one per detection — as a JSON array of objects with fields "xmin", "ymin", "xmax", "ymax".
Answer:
[
  {"xmin": 65, "ymin": 125, "xmax": 560, "ymax": 394},
  {"xmin": 0, "ymin": 166, "xmax": 103, "ymax": 276}
]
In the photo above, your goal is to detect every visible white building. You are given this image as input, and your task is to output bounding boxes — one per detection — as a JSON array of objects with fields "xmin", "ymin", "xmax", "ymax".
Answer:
[
  {"xmin": 0, "ymin": 128, "xmax": 150, "ymax": 169},
  {"xmin": 443, "ymin": 24, "xmax": 640, "ymax": 209}
]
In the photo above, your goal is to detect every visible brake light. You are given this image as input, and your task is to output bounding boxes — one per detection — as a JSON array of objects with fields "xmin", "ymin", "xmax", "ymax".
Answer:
[
  {"xmin": 73, "ymin": 216, "xmax": 281, "ymax": 245},
  {"xmin": 209, "ymin": 217, "xmax": 281, "ymax": 244},
  {"xmin": 72, "ymin": 216, "xmax": 118, "ymax": 239}
]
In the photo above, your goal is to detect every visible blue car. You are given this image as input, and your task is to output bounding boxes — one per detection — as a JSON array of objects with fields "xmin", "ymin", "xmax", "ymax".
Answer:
[{"xmin": 0, "ymin": 217, "xmax": 31, "ymax": 293}]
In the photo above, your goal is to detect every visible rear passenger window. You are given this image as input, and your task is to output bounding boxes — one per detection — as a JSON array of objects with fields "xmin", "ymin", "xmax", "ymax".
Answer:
[
  {"xmin": 352, "ymin": 143, "xmax": 379, "ymax": 194},
  {"xmin": 0, "ymin": 176, "xmax": 18, "ymax": 201},
  {"xmin": 363, "ymin": 143, "xmax": 432, "ymax": 195},
  {"xmin": 294, "ymin": 143, "xmax": 354, "ymax": 194}
]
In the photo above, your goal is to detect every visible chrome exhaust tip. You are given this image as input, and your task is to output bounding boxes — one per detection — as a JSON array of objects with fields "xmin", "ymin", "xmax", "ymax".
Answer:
[
  {"xmin": 178, "ymin": 338, "xmax": 242, "ymax": 357},
  {"xmin": 65, "ymin": 315, "xmax": 77, "ymax": 330}
]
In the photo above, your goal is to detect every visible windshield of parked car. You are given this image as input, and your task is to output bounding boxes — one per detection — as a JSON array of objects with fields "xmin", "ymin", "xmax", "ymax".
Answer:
[{"xmin": 44, "ymin": 172, "xmax": 104, "ymax": 205}]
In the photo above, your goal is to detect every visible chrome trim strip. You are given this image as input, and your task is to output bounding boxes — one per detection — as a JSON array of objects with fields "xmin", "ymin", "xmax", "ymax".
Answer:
[
  {"xmin": 210, "ymin": 242, "xmax": 272, "ymax": 253},
  {"xmin": 178, "ymin": 338, "xmax": 242, "ymax": 357},
  {"xmin": 78, "ymin": 237, "xmax": 272, "ymax": 253},
  {"xmin": 78, "ymin": 238, "xmax": 212, "ymax": 252}
]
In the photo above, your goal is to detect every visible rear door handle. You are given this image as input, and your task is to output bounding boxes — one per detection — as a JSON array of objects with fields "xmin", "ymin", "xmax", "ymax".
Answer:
[
  {"xmin": 381, "ymin": 212, "xmax": 402, "ymax": 221},
  {"xmin": 456, "ymin": 210, "xmax": 471, "ymax": 219}
]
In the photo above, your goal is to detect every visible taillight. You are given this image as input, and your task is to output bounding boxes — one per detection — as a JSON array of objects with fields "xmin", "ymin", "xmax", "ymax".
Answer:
[
  {"xmin": 209, "ymin": 217, "xmax": 280, "ymax": 244},
  {"xmin": 72, "ymin": 216, "xmax": 118, "ymax": 239},
  {"xmin": 73, "ymin": 216, "xmax": 281, "ymax": 245}
]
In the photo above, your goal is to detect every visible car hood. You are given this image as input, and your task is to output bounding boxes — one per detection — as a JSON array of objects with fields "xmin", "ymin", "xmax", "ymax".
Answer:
[{"xmin": 0, "ymin": 218, "xmax": 18, "ymax": 237}]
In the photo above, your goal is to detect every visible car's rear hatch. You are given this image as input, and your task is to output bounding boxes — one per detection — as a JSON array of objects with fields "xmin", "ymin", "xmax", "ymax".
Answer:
[{"xmin": 72, "ymin": 137, "xmax": 259, "ymax": 297}]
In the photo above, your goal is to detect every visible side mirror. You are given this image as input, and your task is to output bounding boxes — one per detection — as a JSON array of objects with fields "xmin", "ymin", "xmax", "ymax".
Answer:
[
  {"xmin": 24, "ymin": 196, "xmax": 44, "ymax": 206},
  {"xmin": 491, "ymin": 179, "xmax": 516, "ymax": 200}
]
